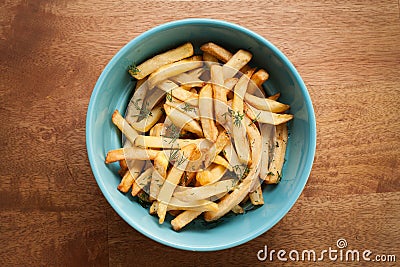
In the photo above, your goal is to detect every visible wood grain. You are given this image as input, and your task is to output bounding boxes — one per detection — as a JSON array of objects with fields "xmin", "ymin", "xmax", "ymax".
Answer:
[{"xmin": 1, "ymin": 0, "xmax": 399, "ymax": 266}]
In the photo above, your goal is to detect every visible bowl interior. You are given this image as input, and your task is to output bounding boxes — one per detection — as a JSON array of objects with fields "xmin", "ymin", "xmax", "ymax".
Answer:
[{"xmin": 86, "ymin": 19, "xmax": 316, "ymax": 251}]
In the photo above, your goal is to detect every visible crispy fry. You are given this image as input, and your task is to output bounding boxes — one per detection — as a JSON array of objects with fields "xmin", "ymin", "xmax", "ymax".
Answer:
[
  {"xmin": 148, "ymin": 56, "xmax": 203, "ymax": 88},
  {"xmin": 231, "ymin": 205, "xmax": 244, "ymax": 214},
  {"xmin": 223, "ymin": 49, "xmax": 252, "ymax": 79},
  {"xmin": 232, "ymin": 73, "xmax": 252, "ymax": 165},
  {"xmin": 244, "ymin": 103, "xmax": 293, "ymax": 125},
  {"xmin": 268, "ymin": 92, "xmax": 280, "ymax": 101},
  {"xmin": 211, "ymin": 65, "xmax": 229, "ymax": 125},
  {"xmin": 259, "ymin": 124, "xmax": 274, "ymax": 181},
  {"xmin": 131, "ymin": 167, "xmax": 153, "ymax": 196},
  {"xmin": 249, "ymin": 183, "xmax": 264, "ymax": 205},
  {"xmin": 244, "ymin": 93, "xmax": 290, "ymax": 113},
  {"xmin": 171, "ymin": 210, "xmax": 202, "ymax": 231},
  {"xmin": 200, "ymin": 42, "xmax": 233, "ymax": 62},
  {"xmin": 105, "ymin": 147, "xmax": 159, "ymax": 163},
  {"xmin": 126, "ymin": 104, "xmax": 164, "ymax": 132},
  {"xmin": 265, "ymin": 123, "xmax": 288, "ymax": 184},
  {"xmin": 196, "ymin": 164, "xmax": 227, "ymax": 185},
  {"xmin": 111, "ymin": 110, "xmax": 139, "ymax": 144},
  {"xmin": 164, "ymin": 100, "xmax": 200, "ymax": 121},
  {"xmin": 117, "ymin": 160, "xmax": 145, "ymax": 193},
  {"xmin": 170, "ymin": 69, "xmax": 205, "ymax": 88},
  {"xmin": 130, "ymin": 42, "xmax": 194, "ymax": 80},
  {"xmin": 157, "ymin": 144, "xmax": 201, "ymax": 223},
  {"xmin": 149, "ymin": 123, "xmax": 164, "ymax": 137},
  {"xmin": 164, "ymin": 104, "xmax": 203, "ymax": 136},
  {"xmin": 199, "ymin": 84, "xmax": 218, "ymax": 142},
  {"xmin": 125, "ymin": 80, "xmax": 149, "ymax": 122},
  {"xmin": 247, "ymin": 69, "xmax": 269, "ymax": 95},
  {"xmin": 149, "ymin": 152, "xmax": 169, "ymax": 201}
]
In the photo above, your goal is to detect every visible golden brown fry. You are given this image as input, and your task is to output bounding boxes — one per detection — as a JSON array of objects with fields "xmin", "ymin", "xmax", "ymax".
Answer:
[
  {"xmin": 180, "ymin": 171, "xmax": 196, "ymax": 186},
  {"xmin": 130, "ymin": 42, "xmax": 194, "ymax": 80},
  {"xmin": 268, "ymin": 92, "xmax": 280, "ymax": 101},
  {"xmin": 169, "ymin": 69, "xmax": 205, "ymax": 88},
  {"xmin": 244, "ymin": 93, "xmax": 290, "ymax": 113},
  {"xmin": 117, "ymin": 160, "xmax": 145, "ymax": 193},
  {"xmin": 199, "ymin": 84, "xmax": 218, "ymax": 142},
  {"xmin": 231, "ymin": 205, "xmax": 244, "ymax": 214},
  {"xmin": 211, "ymin": 65, "xmax": 229, "ymax": 124},
  {"xmin": 171, "ymin": 210, "xmax": 202, "ymax": 231},
  {"xmin": 213, "ymin": 155, "xmax": 232, "ymax": 171},
  {"xmin": 196, "ymin": 164, "xmax": 227, "ymax": 186},
  {"xmin": 173, "ymin": 179, "xmax": 234, "ymax": 202},
  {"xmin": 126, "ymin": 104, "xmax": 164, "ymax": 132},
  {"xmin": 164, "ymin": 100, "xmax": 200, "ymax": 121},
  {"xmin": 247, "ymin": 69, "xmax": 269, "ymax": 95},
  {"xmin": 232, "ymin": 73, "xmax": 252, "ymax": 165},
  {"xmin": 149, "ymin": 123, "xmax": 164, "ymax": 137},
  {"xmin": 223, "ymin": 49, "xmax": 252, "ymax": 79},
  {"xmin": 131, "ymin": 167, "xmax": 153, "ymax": 196},
  {"xmin": 105, "ymin": 147, "xmax": 159, "ymax": 163},
  {"xmin": 244, "ymin": 103, "xmax": 293, "ymax": 125},
  {"xmin": 249, "ymin": 184, "xmax": 264, "ymax": 205},
  {"xmin": 265, "ymin": 123, "xmax": 288, "ymax": 184},
  {"xmin": 111, "ymin": 110, "xmax": 139, "ymax": 144},
  {"xmin": 149, "ymin": 152, "xmax": 169, "ymax": 201},
  {"xmin": 200, "ymin": 42, "xmax": 233, "ymax": 63},
  {"xmin": 125, "ymin": 80, "xmax": 149, "ymax": 122},
  {"xmin": 163, "ymin": 104, "xmax": 203, "ymax": 136},
  {"xmin": 259, "ymin": 123, "xmax": 274, "ymax": 181},
  {"xmin": 148, "ymin": 56, "xmax": 203, "ymax": 88}
]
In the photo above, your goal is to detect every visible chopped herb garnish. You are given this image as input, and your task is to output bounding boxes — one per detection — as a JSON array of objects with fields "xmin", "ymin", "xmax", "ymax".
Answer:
[
  {"xmin": 166, "ymin": 91, "xmax": 173, "ymax": 102},
  {"xmin": 248, "ymin": 112, "xmax": 261, "ymax": 126},
  {"xmin": 182, "ymin": 102, "xmax": 195, "ymax": 112},
  {"xmin": 131, "ymin": 99, "xmax": 153, "ymax": 121},
  {"xmin": 233, "ymin": 111, "xmax": 244, "ymax": 127},
  {"xmin": 128, "ymin": 63, "xmax": 140, "ymax": 76}
]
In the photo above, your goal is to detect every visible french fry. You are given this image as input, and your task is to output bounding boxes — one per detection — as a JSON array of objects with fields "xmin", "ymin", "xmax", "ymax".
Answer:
[
  {"xmin": 171, "ymin": 210, "xmax": 202, "ymax": 231},
  {"xmin": 213, "ymin": 155, "xmax": 232, "ymax": 171},
  {"xmin": 125, "ymin": 79, "xmax": 149, "ymax": 122},
  {"xmin": 170, "ymin": 69, "xmax": 205, "ymax": 88},
  {"xmin": 117, "ymin": 160, "xmax": 145, "ymax": 193},
  {"xmin": 131, "ymin": 167, "xmax": 153, "ymax": 196},
  {"xmin": 211, "ymin": 65, "xmax": 229, "ymax": 125},
  {"xmin": 126, "ymin": 104, "xmax": 164, "ymax": 132},
  {"xmin": 173, "ymin": 179, "xmax": 235, "ymax": 202},
  {"xmin": 231, "ymin": 205, "xmax": 244, "ymax": 214},
  {"xmin": 231, "ymin": 73, "xmax": 252, "ymax": 165},
  {"xmin": 222, "ymin": 141, "xmax": 245, "ymax": 179},
  {"xmin": 163, "ymin": 104, "xmax": 203, "ymax": 136},
  {"xmin": 149, "ymin": 152, "xmax": 169, "ymax": 201},
  {"xmin": 164, "ymin": 100, "xmax": 200, "ymax": 121},
  {"xmin": 247, "ymin": 69, "xmax": 269, "ymax": 95},
  {"xmin": 135, "ymin": 135, "xmax": 204, "ymax": 149},
  {"xmin": 167, "ymin": 198, "xmax": 218, "ymax": 212},
  {"xmin": 244, "ymin": 103, "xmax": 293, "ymax": 125},
  {"xmin": 148, "ymin": 56, "xmax": 203, "ymax": 88},
  {"xmin": 196, "ymin": 164, "xmax": 227, "ymax": 185},
  {"xmin": 200, "ymin": 42, "xmax": 233, "ymax": 63},
  {"xmin": 180, "ymin": 171, "xmax": 196, "ymax": 186},
  {"xmin": 199, "ymin": 84, "xmax": 218, "ymax": 142},
  {"xmin": 223, "ymin": 49, "xmax": 252, "ymax": 79},
  {"xmin": 249, "ymin": 183, "xmax": 264, "ymax": 205},
  {"xmin": 149, "ymin": 123, "xmax": 164, "ymax": 137},
  {"xmin": 265, "ymin": 123, "xmax": 288, "ymax": 184},
  {"xmin": 244, "ymin": 93, "xmax": 290, "ymax": 113},
  {"xmin": 130, "ymin": 42, "xmax": 194, "ymax": 80},
  {"xmin": 105, "ymin": 147, "xmax": 159, "ymax": 163},
  {"xmin": 268, "ymin": 92, "xmax": 280, "ymax": 101},
  {"xmin": 111, "ymin": 110, "xmax": 139, "ymax": 144},
  {"xmin": 157, "ymin": 144, "xmax": 201, "ymax": 224}
]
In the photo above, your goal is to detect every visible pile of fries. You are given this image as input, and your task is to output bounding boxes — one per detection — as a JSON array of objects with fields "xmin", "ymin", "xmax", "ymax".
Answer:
[{"xmin": 105, "ymin": 42, "xmax": 293, "ymax": 231}]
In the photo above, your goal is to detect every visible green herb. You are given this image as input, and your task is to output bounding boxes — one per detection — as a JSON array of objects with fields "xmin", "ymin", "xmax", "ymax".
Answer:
[
  {"xmin": 267, "ymin": 171, "xmax": 275, "ymax": 176},
  {"xmin": 248, "ymin": 112, "xmax": 261, "ymax": 126},
  {"xmin": 182, "ymin": 102, "xmax": 195, "ymax": 112},
  {"xmin": 176, "ymin": 153, "xmax": 187, "ymax": 167},
  {"xmin": 166, "ymin": 91, "xmax": 173, "ymax": 102},
  {"xmin": 161, "ymin": 124, "xmax": 180, "ymax": 144},
  {"xmin": 233, "ymin": 111, "xmax": 244, "ymax": 127},
  {"xmin": 169, "ymin": 148, "xmax": 179, "ymax": 162},
  {"xmin": 128, "ymin": 62, "xmax": 140, "ymax": 76},
  {"xmin": 222, "ymin": 107, "xmax": 234, "ymax": 120},
  {"xmin": 131, "ymin": 99, "xmax": 153, "ymax": 121}
]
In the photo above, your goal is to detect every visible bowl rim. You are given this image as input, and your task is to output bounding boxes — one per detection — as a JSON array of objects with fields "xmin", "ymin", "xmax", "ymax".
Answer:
[{"xmin": 86, "ymin": 18, "xmax": 317, "ymax": 251}]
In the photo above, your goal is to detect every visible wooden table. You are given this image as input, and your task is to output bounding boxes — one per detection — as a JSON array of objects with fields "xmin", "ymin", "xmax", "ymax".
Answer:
[{"xmin": 1, "ymin": 1, "xmax": 399, "ymax": 266}]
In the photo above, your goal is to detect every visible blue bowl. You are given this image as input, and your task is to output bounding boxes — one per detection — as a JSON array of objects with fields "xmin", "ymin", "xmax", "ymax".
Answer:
[{"xmin": 86, "ymin": 19, "xmax": 316, "ymax": 251}]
